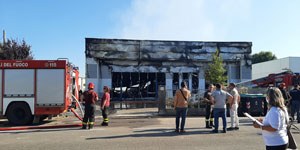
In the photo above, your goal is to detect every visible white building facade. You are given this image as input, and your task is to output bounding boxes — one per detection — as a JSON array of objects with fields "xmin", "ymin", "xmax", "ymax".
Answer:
[{"xmin": 252, "ymin": 57, "xmax": 300, "ymax": 80}]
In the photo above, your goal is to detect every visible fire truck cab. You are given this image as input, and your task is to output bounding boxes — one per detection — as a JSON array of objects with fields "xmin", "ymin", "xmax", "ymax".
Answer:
[{"xmin": 0, "ymin": 60, "xmax": 79, "ymax": 125}]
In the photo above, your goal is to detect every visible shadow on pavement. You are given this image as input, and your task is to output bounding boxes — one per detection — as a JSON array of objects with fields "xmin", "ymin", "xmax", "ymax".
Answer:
[{"xmin": 86, "ymin": 128, "xmax": 213, "ymax": 140}]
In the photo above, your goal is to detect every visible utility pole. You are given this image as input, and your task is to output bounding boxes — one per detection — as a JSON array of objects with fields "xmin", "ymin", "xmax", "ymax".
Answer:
[
  {"xmin": 0, "ymin": 30, "xmax": 5, "ymax": 53},
  {"xmin": 2, "ymin": 30, "xmax": 6, "ymax": 44}
]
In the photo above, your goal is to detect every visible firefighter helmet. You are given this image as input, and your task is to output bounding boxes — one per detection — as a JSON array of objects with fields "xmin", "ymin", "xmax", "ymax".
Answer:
[{"xmin": 88, "ymin": 82, "xmax": 95, "ymax": 89}]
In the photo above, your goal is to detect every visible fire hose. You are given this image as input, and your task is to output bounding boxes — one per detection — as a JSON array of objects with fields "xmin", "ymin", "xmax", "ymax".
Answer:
[
  {"xmin": 71, "ymin": 94, "xmax": 84, "ymax": 121},
  {"xmin": 0, "ymin": 124, "xmax": 82, "ymax": 131}
]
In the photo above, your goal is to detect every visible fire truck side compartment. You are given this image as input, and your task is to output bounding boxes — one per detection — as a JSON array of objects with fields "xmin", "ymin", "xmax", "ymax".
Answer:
[{"xmin": 36, "ymin": 69, "xmax": 65, "ymax": 106}]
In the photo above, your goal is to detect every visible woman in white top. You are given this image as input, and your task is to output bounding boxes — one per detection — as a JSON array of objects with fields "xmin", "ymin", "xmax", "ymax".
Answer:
[{"xmin": 253, "ymin": 87, "xmax": 288, "ymax": 150}]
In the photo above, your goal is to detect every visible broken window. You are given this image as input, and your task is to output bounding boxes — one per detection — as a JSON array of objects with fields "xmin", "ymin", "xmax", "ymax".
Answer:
[
  {"xmin": 127, "ymin": 73, "xmax": 140, "ymax": 99},
  {"xmin": 157, "ymin": 73, "xmax": 166, "ymax": 98},
  {"xmin": 140, "ymin": 73, "xmax": 148, "ymax": 97},
  {"xmin": 183, "ymin": 73, "xmax": 189, "ymax": 87},
  {"xmin": 111, "ymin": 72, "xmax": 165, "ymax": 101},
  {"xmin": 157, "ymin": 73, "xmax": 166, "ymax": 85},
  {"xmin": 173, "ymin": 73, "xmax": 179, "ymax": 95},
  {"xmin": 112, "ymin": 72, "xmax": 122, "ymax": 99},
  {"xmin": 147, "ymin": 73, "xmax": 156, "ymax": 97},
  {"xmin": 192, "ymin": 72, "xmax": 199, "ymax": 94},
  {"xmin": 229, "ymin": 65, "xmax": 240, "ymax": 80},
  {"xmin": 121, "ymin": 72, "xmax": 131, "ymax": 99}
]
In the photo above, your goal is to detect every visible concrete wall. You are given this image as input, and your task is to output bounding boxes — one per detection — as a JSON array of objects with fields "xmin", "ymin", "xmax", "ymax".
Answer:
[{"xmin": 85, "ymin": 58, "xmax": 99, "ymax": 93}]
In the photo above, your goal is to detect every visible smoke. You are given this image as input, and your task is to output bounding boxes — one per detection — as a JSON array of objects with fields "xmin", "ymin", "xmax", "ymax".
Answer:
[{"xmin": 118, "ymin": 0, "xmax": 251, "ymax": 41}]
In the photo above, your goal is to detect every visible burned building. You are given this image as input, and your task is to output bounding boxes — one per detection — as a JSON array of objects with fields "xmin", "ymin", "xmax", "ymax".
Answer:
[{"xmin": 85, "ymin": 38, "xmax": 252, "ymax": 102}]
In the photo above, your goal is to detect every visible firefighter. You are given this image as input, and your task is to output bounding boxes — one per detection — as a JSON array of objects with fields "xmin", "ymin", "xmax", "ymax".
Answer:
[
  {"xmin": 81, "ymin": 82, "xmax": 98, "ymax": 129},
  {"xmin": 278, "ymin": 82, "xmax": 291, "ymax": 106},
  {"xmin": 203, "ymin": 84, "xmax": 215, "ymax": 128},
  {"xmin": 101, "ymin": 86, "xmax": 111, "ymax": 126}
]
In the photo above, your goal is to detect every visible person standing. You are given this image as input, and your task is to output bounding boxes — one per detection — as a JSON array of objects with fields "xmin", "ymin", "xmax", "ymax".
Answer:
[
  {"xmin": 81, "ymin": 82, "xmax": 98, "ymax": 129},
  {"xmin": 203, "ymin": 84, "xmax": 215, "ymax": 128},
  {"xmin": 101, "ymin": 86, "xmax": 111, "ymax": 126},
  {"xmin": 278, "ymin": 83, "xmax": 291, "ymax": 106},
  {"xmin": 228, "ymin": 83, "xmax": 240, "ymax": 130},
  {"xmin": 174, "ymin": 81, "xmax": 191, "ymax": 133},
  {"xmin": 253, "ymin": 87, "xmax": 288, "ymax": 150},
  {"xmin": 210, "ymin": 83, "xmax": 233, "ymax": 133},
  {"xmin": 289, "ymin": 84, "xmax": 300, "ymax": 123}
]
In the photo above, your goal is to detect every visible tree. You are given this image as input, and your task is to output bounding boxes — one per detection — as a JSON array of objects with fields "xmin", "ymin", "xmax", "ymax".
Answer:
[
  {"xmin": 205, "ymin": 48, "xmax": 227, "ymax": 85},
  {"xmin": 251, "ymin": 51, "xmax": 276, "ymax": 64},
  {"xmin": 0, "ymin": 38, "xmax": 33, "ymax": 60}
]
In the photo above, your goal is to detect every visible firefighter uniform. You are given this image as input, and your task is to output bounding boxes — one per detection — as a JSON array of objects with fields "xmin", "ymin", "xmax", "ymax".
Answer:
[
  {"xmin": 204, "ymin": 85, "xmax": 214, "ymax": 128},
  {"xmin": 82, "ymin": 83, "xmax": 98, "ymax": 129}
]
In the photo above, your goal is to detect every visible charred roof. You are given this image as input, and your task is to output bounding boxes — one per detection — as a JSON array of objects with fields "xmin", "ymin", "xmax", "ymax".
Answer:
[{"xmin": 85, "ymin": 38, "xmax": 252, "ymax": 64}]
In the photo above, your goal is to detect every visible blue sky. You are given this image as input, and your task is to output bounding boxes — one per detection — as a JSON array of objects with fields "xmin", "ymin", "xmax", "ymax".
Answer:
[{"xmin": 1, "ymin": 0, "xmax": 300, "ymax": 77}]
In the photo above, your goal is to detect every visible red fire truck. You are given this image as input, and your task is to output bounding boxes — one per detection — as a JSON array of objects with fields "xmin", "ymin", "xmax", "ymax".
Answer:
[
  {"xmin": 252, "ymin": 71, "xmax": 294, "ymax": 87},
  {"xmin": 238, "ymin": 71, "xmax": 299, "ymax": 88},
  {"xmin": 0, "ymin": 59, "xmax": 80, "ymax": 125}
]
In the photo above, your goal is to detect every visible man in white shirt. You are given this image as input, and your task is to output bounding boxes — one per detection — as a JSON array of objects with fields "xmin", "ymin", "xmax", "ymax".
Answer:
[{"xmin": 228, "ymin": 83, "xmax": 240, "ymax": 130}]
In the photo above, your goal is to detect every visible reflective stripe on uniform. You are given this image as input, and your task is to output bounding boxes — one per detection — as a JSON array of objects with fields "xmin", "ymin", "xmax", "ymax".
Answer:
[
  {"xmin": 82, "ymin": 122, "xmax": 87, "ymax": 125},
  {"xmin": 88, "ymin": 122, "xmax": 94, "ymax": 125},
  {"xmin": 210, "ymin": 118, "xmax": 214, "ymax": 121},
  {"xmin": 104, "ymin": 118, "xmax": 109, "ymax": 123}
]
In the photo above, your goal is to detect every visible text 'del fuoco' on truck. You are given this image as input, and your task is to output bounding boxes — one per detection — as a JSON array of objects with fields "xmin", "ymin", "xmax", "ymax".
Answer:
[{"xmin": 0, "ymin": 59, "xmax": 80, "ymax": 125}]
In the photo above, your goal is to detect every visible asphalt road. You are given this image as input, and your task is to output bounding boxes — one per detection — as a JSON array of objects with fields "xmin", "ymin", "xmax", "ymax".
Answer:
[{"xmin": 0, "ymin": 109, "xmax": 299, "ymax": 150}]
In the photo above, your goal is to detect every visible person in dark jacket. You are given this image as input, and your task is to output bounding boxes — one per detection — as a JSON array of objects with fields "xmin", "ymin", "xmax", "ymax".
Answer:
[
  {"xmin": 278, "ymin": 83, "xmax": 290, "ymax": 106},
  {"xmin": 203, "ymin": 84, "xmax": 214, "ymax": 128},
  {"xmin": 289, "ymin": 84, "xmax": 300, "ymax": 123},
  {"xmin": 81, "ymin": 82, "xmax": 98, "ymax": 129}
]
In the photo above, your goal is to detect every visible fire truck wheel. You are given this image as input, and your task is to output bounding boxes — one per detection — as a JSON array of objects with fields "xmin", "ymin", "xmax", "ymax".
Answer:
[{"xmin": 6, "ymin": 102, "xmax": 33, "ymax": 125}]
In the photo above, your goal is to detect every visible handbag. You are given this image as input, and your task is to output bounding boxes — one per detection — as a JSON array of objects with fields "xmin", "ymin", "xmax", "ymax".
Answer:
[
  {"xmin": 287, "ymin": 124, "xmax": 298, "ymax": 149},
  {"xmin": 285, "ymin": 112, "xmax": 299, "ymax": 149}
]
